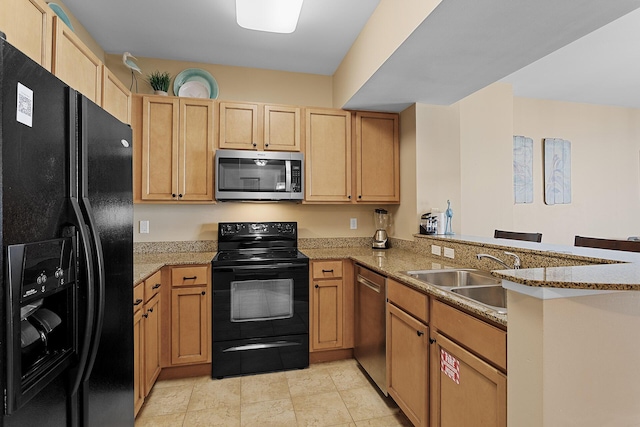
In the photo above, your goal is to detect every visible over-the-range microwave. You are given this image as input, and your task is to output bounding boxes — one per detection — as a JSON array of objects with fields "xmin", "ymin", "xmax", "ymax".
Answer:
[{"xmin": 215, "ymin": 149, "xmax": 304, "ymax": 201}]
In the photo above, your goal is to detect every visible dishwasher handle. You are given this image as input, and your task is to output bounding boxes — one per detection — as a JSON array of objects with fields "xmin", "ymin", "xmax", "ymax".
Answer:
[{"xmin": 357, "ymin": 274, "xmax": 381, "ymax": 293}]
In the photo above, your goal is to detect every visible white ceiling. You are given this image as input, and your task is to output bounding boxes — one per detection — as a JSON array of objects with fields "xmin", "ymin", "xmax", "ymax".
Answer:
[{"xmin": 61, "ymin": 0, "xmax": 640, "ymax": 111}]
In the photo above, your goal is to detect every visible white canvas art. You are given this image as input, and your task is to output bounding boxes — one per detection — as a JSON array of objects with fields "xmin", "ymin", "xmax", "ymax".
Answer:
[
  {"xmin": 544, "ymin": 138, "xmax": 572, "ymax": 205},
  {"xmin": 513, "ymin": 136, "xmax": 533, "ymax": 204}
]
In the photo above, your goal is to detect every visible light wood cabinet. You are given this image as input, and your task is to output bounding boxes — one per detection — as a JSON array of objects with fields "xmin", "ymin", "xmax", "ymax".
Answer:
[
  {"xmin": 101, "ymin": 65, "xmax": 131, "ymax": 124},
  {"xmin": 0, "ymin": 0, "xmax": 52, "ymax": 70},
  {"xmin": 137, "ymin": 95, "xmax": 215, "ymax": 203},
  {"xmin": 134, "ymin": 270, "xmax": 162, "ymax": 417},
  {"xmin": 430, "ymin": 299, "xmax": 507, "ymax": 427},
  {"xmin": 304, "ymin": 109, "xmax": 400, "ymax": 204},
  {"xmin": 305, "ymin": 108, "xmax": 352, "ymax": 202},
  {"xmin": 170, "ymin": 265, "xmax": 211, "ymax": 366},
  {"xmin": 133, "ymin": 284, "xmax": 144, "ymax": 416},
  {"xmin": 51, "ymin": 16, "xmax": 102, "ymax": 104},
  {"xmin": 310, "ymin": 260, "xmax": 354, "ymax": 352},
  {"xmin": 354, "ymin": 112, "xmax": 400, "ymax": 203},
  {"xmin": 219, "ymin": 102, "xmax": 301, "ymax": 151},
  {"xmin": 386, "ymin": 279, "xmax": 430, "ymax": 427},
  {"xmin": 387, "ymin": 303, "xmax": 429, "ymax": 427}
]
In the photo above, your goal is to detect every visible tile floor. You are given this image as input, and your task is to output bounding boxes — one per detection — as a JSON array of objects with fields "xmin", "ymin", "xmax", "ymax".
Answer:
[{"xmin": 135, "ymin": 359, "xmax": 412, "ymax": 427}]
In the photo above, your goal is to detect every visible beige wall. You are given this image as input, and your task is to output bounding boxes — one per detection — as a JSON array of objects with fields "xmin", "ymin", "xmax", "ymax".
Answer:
[
  {"xmin": 105, "ymin": 55, "xmax": 333, "ymax": 108},
  {"xmin": 513, "ymin": 97, "xmax": 640, "ymax": 244}
]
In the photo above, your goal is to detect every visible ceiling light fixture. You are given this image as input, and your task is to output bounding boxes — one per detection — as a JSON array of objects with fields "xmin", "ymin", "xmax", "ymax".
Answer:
[{"xmin": 236, "ymin": 0, "xmax": 304, "ymax": 34}]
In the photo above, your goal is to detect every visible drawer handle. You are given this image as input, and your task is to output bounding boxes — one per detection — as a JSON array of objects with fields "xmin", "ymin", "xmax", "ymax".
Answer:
[
  {"xmin": 133, "ymin": 298, "xmax": 143, "ymax": 306},
  {"xmin": 183, "ymin": 276, "xmax": 197, "ymax": 281},
  {"xmin": 417, "ymin": 330, "xmax": 424, "ymax": 337},
  {"xmin": 152, "ymin": 283, "xmax": 161, "ymax": 289},
  {"xmin": 322, "ymin": 269, "xmax": 334, "ymax": 273}
]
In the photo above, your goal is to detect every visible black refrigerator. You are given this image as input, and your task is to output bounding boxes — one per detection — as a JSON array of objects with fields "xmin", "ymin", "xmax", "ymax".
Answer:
[{"xmin": 0, "ymin": 37, "xmax": 134, "ymax": 426}]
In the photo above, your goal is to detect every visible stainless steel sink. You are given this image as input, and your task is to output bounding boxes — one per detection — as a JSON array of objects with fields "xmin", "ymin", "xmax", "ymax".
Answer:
[
  {"xmin": 403, "ymin": 269, "xmax": 501, "ymax": 288},
  {"xmin": 400, "ymin": 268, "xmax": 506, "ymax": 314},
  {"xmin": 451, "ymin": 286, "xmax": 507, "ymax": 314}
]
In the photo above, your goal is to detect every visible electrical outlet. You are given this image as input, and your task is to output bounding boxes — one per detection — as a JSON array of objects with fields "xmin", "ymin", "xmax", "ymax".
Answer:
[
  {"xmin": 431, "ymin": 245, "xmax": 441, "ymax": 256},
  {"xmin": 139, "ymin": 220, "xmax": 149, "ymax": 234},
  {"xmin": 444, "ymin": 247, "xmax": 455, "ymax": 259},
  {"xmin": 350, "ymin": 218, "xmax": 357, "ymax": 229}
]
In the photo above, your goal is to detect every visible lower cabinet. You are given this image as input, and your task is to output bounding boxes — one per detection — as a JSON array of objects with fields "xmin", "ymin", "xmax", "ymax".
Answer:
[
  {"xmin": 133, "ymin": 270, "xmax": 162, "ymax": 417},
  {"xmin": 309, "ymin": 260, "xmax": 354, "ymax": 357},
  {"xmin": 430, "ymin": 299, "xmax": 507, "ymax": 427},
  {"xmin": 169, "ymin": 265, "xmax": 211, "ymax": 366},
  {"xmin": 386, "ymin": 279, "xmax": 429, "ymax": 427}
]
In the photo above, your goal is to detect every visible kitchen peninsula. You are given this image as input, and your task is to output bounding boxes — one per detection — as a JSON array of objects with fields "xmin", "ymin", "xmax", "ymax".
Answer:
[{"xmin": 135, "ymin": 234, "xmax": 640, "ymax": 427}]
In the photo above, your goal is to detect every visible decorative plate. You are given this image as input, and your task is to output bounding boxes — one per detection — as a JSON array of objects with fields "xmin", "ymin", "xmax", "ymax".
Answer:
[
  {"xmin": 173, "ymin": 68, "xmax": 219, "ymax": 99},
  {"xmin": 178, "ymin": 81, "xmax": 210, "ymax": 99},
  {"xmin": 48, "ymin": 3, "xmax": 74, "ymax": 31}
]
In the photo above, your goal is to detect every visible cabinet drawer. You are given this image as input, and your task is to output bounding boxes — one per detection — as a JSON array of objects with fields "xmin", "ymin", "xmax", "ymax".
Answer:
[
  {"xmin": 133, "ymin": 283, "xmax": 144, "ymax": 313},
  {"xmin": 431, "ymin": 299, "xmax": 506, "ymax": 371},
  {"xmin": 144, "ymin": 270, "xmax": 162, "ymax": 301},
  {"xmin": 171, "ymin": 266, "xmax": 209, "ymax": 286},
  {"xmin": 387, "ymin": 279, "xmax": 428, "ymax": 324},
  {"xmin": 312, "ymin": 260, "xmax": 343, "ymax": 279}
]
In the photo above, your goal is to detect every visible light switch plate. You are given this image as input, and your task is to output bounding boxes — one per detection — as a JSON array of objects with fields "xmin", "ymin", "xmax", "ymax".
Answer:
[
  {"xmin": 444, "ymin": 247, "xmax": 455, "ymax": 259},
  {"xmin": 139, "ymin": 220, "xmax": 149, "ymax": 234},
  {"xmin": 431, "ymin": 245, "xmax": 441, "ymax": 256},
  {"xmin": 350, "ymin": 218, "xmax": 357, "ymax": 229}
]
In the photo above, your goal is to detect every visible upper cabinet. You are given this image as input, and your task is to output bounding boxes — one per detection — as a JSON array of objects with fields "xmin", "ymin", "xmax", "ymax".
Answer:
[
  {"xmin": 354, "ymin": 112, "xmax": 400, "ymax": 203},
  {"xmin": 101, "ymin": 65, "xmax": 132, "ymax": 124},
  {"xmin": 305, "ymin": 109, "xmax": 400, "ymax": 204},
  {"xmin": 132, "ymin": 95, "xmax": 215, "ymax": 203},
  {"xmin": 0, "ymin": 0, "xmax": 53, "ymax": 70},
  {"xmin": 52, "ymin": 16, "xmax": 102, "ymax": 104},
  {"xmin": 219, "ymin": 101, "xmax": 301, "ymax": 151},
  {"xmin": 305, "ymin": 108, "xmax": 352, "ymax": 203}
]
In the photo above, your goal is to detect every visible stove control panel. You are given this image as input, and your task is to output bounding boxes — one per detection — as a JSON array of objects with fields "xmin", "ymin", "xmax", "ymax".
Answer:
[{"xmin": 218, "ymin": 222, "xmax": 297, "ymax": 237}]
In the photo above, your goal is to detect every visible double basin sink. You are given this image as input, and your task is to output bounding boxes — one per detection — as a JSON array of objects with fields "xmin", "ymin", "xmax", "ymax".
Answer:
[{"xmin": 401, "ymin": 269, "xmax": 507, "ymax": 314}]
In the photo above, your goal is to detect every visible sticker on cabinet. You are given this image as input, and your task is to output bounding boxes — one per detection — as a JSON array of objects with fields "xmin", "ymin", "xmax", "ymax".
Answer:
[{"xmin": 441, "ymin": 349, "xmax": 460, "ymax": 384}]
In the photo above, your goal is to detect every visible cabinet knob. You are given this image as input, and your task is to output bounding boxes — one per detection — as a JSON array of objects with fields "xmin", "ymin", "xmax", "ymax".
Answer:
[
  {"xmin": 348, "ymin": 195, "xmax": 351, "ymax": 199},
  {"xmin": 429, "ymin": 338, "xmax": 436, "ymax": 344},
  {"xmin": 265, "ymin": 143, "xmax": 269, "ymax": 147},
  {"xmin": 417, "ymin": 330, "xmax": 424, "ymax": 336},
  {"xmin": 148, "ymin": 307, "xmax": 154, "ymax": 313},
  {"xmin": 252, "ymin": 143, "xmax": 257, "ymax": 147},
  {"xmin": 314, "ymin": 284, "xmax": 319, "ymax": 288},
  {"xmin": 201, "ymin": 291, "xmax": 206, "ymax": 296},
  {"xmin": 358, "ymin": 195, "xmax": 362, "ymax": 199},
  {"xmin": 142, "ymin": 313, "xmax": 149, "ymax": 318},
  {"xmin": 152, "ymin": 283, "xmax": 161, "ymax": 289},
  {"xmin": 178, "ymin": 194, "xmax": 183, "ymax": 198},
  {"xmin": 172, "ymin": 193, "xmax": 176, "ymax": 198}
]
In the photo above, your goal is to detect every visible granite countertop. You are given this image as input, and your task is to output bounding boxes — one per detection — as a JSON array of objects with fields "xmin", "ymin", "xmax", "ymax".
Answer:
[
  {"xmin": 302, "ymin": 247, "xmax": 507, "ymax": 326},
  {"xmin": 133, "ymin": 252, "xmax": 216, "ymax": 285}
]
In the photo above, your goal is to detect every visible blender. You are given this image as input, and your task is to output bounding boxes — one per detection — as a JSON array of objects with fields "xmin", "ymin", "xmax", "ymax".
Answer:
[{"xmin": 372, "ymin": 208, "xmax": 390, "ymax": 249}]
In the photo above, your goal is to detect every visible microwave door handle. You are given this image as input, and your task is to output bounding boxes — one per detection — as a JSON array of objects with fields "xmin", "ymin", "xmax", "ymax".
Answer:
[{"xmin": 285, "ymin": 160, "xmax": 292, "ymax": 192}]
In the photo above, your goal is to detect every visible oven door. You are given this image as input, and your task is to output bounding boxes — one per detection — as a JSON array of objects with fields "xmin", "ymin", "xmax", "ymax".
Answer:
[{"xmin": 212, "ymin": 261, "xmax": 309, "ymax": 342}]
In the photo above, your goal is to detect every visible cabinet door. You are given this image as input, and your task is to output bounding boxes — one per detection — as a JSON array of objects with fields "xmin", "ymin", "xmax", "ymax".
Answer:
[
  {"xmin": 387, "ymin": 303, "xmax": 429, "ymax": 427},
  {"xmin": 0, "ymin": 0, "xmax": 52, "ymax": 69},
  {"xmin": 305, "ymin": 109, "xmax": 352, "ymax": 202},
  {"xmin": 310, "ymin": 278, "xmax": 343, "ymax": 350},
  {"xmin": 178, "ymin": 99, "xmax": 214, "ymax": 201},
  {"xmin": 219, "ymin": 102, "xmax": 260, "ymax": 150},
  {"xmin": 52, "ymin": 17, "xmax": 102, "ymax": 104},
  {"xmin": 354, "ymin": 112, "xmax": 400, "ymax": 203},
  {"xmin": 430, "ymin": 332, "xmax": 506, "ymax": 427},
  {"xmin": 141, "ymin": 96, "xmax": 179, "ymax": 200},
  {"xmin": 102, "ymin": 65, "xmax": 131, "ymax": 124},
  {"xmin": 133, "ymin": 307, "xmax": 144, "ymax": 416},
  {"xmin": 143, "ymin": 293, "xmax": 162, "ymax": 396},
  {"xmin": 264, "ymin": 105, "xmax": 301, "ymax": 151},
  {"xmin": 171, "ymin": 286, "xmax": 210, "ymax": 365}
]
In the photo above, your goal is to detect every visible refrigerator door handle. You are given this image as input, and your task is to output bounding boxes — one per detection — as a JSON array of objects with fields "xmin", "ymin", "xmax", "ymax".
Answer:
[
  {"xmin": 78, "ymin": 196, "xmax": 106, "ymax": 384},
  {"xmin": 68, "ymin": 198, "xmax": 96, "ymax": 397}
]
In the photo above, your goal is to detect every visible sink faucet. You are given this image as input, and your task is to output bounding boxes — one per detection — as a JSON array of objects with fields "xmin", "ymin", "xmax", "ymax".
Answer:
[{"xmin": 476, "ymin": 252, "xmax": 521, "ymax": 269}]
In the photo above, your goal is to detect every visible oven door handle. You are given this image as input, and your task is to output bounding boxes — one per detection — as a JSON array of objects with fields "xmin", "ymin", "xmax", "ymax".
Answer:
[{"xmin": 215, "ymin": 262, "xmax": 308, "ymax": 272}]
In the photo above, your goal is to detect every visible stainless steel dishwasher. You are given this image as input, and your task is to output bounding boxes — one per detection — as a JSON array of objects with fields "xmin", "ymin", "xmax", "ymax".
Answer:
[{"xmin": 354, "ymin": 264, "xmax": 387, "ymax": 395}]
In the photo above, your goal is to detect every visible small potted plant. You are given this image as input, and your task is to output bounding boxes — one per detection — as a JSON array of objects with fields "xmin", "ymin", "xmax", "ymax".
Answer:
[{"xmin": 146, "ymin": 70, "xmax": 171, "ymax": 95}]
